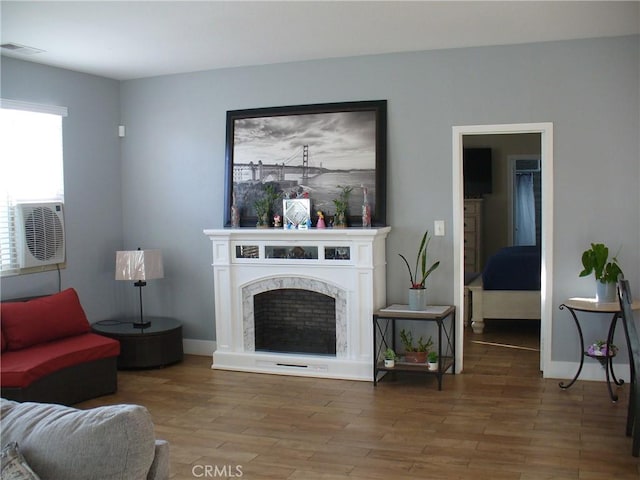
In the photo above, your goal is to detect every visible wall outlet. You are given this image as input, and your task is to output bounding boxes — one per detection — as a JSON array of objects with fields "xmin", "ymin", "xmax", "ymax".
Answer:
[{"xmin": 434, "ymin": 220, "xmax": 445, "ymax": 236}]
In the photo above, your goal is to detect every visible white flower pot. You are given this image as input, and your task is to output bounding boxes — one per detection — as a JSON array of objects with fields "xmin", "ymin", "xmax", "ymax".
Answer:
[
  {"xmin": 596, "ymin": 281, "xmax": 616, "ymax": 303},
  {"xmin": 384, "ymin": 359, "xmax": 395, "ymax": 368}
]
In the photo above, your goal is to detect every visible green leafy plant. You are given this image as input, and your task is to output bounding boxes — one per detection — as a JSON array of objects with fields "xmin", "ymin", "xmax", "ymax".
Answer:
[
  {"xmin": 332, "ymin": 185, "xmax": 353, "ymax": 227},
  {"xmin": 253, "ymin": 184, "xmax": 280, "ymax": 227},
  {"xmin": 400, "ymin": 329, "xmax": 433, "ymax": 353},
  {"xmin": 579, "ymin": 243, "xmax": 623, "ymax": 284},
  {"xmin": 399, "ymin": 230, "xmax": 440, "ymax": 289},
  {"xmin": 383, "ymin": 348, "xmax": 397, "ymax": 360},
  {"xmin": 427, "ymin": 351, "xmax": 438, "ymax": 363}
]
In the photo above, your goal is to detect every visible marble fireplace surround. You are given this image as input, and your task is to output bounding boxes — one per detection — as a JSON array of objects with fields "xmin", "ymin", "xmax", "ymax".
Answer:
[{"xmin": 203, "ymin": 227, "xmax": 390, "ymax": 380}]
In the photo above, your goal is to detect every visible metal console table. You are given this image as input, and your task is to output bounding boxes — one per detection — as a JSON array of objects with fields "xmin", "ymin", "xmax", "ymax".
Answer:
[
  {"xmin": 373, "ymin": 304, "xmax": 456, "ymax": 390},
  {"xmin": 559, "ymin": 297, "xmax": 640, "ymax": 401}
]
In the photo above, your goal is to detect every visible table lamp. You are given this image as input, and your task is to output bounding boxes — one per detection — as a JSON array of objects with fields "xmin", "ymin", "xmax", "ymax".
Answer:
[{"xmin": 115, "ymin": 248, "xmax": 164, "ymax": 328}]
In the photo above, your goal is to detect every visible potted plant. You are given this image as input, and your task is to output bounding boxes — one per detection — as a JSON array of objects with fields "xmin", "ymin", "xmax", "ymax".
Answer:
[
  {"xmin": 332, "ymin": 185, "xmax": 353, "ymax": 228},
  {"xmin": 399, "ymin": 230, "xmax": 440, "ymax": 310},
  {"xmin": 400, "ymin": 328, "xmax": 432, "ymax": 363},
  {"xmin": 427, "ymin": 351, "xmax": 438, "ymax": 371},
  {"xmin": 253, "ymin": 184, "xmax": 279, "ymax": 228},
  {"xmin": 587, "ymin": 340, "xmax": 618, "ymax": 357},
  {"xmin": 383, "ymin": 348, "xmax": 397, "ymax": 368},
  {"xmin": 579, "ymin": 243, "xmax": 623, "ymax": 302}
]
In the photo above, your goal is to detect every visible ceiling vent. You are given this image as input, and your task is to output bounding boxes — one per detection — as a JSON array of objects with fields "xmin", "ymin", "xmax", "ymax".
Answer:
[{"xmin": 1, "ymin": 43, "xmax": 45, "ymax": 56}]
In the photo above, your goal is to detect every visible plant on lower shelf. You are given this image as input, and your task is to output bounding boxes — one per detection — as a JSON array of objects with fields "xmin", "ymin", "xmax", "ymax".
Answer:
[
  {"xmin": 400, "ymin": 329, "xmax": 433, "ymax": 363},
  {"xmin": 587, "ymin": 340, "xmax": 618, "ymax": 357},
  {"xmin": 427, "ymin": 351, "xmax": 438, "ymax": 363},
  {"xmin": 383, "ymin": 348, "xmax": 397, "ymax": 368}
]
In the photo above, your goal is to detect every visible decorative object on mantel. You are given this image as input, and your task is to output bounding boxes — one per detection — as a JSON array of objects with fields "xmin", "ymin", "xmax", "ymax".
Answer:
[
  {"xmin": 316, "ymin": 211, "xmax": 326, "ymax": 229},
  {"xmin": 283, "ymin": 198, "xmax": 311, "ymax": 229},
  {"xmin": 579, "ymin": 242, "xmax": 623, "ymax": 302},
  {"xmin": 361, "ymin": 185, "xmax": 371, "ymax": 228},
  {"xmin": 230, "ymin": 191, "xmax": 240, "ymax": 228},
  {"xmin": 399, "ymin": 229, "xmax": 440, "ymax": 310},
  {"xmin": 333, "ymin": 185, "xmax": 353, "ymax": 228},
  {"xmin": 253, "ymin": 184, "xmax": 279, "ymax": 228},
  {"xmin": 400, "ymin": 328, "xmax": 432, "ymax": 363}
]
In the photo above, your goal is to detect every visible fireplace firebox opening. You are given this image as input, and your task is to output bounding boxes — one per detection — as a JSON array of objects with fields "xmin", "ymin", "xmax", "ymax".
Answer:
[{"xmin": 254, "ymin": 288, "xmax": 336, "ymax": 355}]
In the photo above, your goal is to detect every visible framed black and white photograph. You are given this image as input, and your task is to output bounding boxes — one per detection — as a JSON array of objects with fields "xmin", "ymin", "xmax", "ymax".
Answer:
[{"xmin": 224, "ymin": 100, "xmax": 387, "ymax": 227}]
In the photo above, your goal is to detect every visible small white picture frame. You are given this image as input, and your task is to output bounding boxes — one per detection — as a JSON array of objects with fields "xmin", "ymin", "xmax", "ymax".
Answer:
[{"xmin": 283, "ymin": 199, "xmax": 310, "ymax": 228}]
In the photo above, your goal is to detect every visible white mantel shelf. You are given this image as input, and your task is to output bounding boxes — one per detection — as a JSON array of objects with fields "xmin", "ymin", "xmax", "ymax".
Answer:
[
  {"xmin": 203, "ymin": 227, "xmax": 391, "ymax": 380},
  {"xmin": 203, "ymin": 227, "xmax": 391, "ymax": 239}
]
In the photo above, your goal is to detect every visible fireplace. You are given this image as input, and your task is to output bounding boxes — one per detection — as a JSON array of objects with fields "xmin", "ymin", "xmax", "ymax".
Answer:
[{"xmin": 203, "ymin": 227, "xmax": 390, "ymax": 380}]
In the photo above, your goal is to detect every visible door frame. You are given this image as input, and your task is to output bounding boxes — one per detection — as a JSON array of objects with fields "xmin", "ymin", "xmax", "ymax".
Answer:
[{"xmin": 452, "ymin": 123, "xmax": 553, "ymax": 374}]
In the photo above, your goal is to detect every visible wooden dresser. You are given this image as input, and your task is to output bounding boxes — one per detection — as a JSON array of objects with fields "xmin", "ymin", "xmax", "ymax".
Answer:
[{"xmin": 463, "ymin": 198, "xmax": 483, "ymax": 273}]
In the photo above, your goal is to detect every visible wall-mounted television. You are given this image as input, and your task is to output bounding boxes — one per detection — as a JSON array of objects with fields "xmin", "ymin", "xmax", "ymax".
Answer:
[{"xmin": 463, "ymin": 148, "xmax": 492, "ymax": 197}]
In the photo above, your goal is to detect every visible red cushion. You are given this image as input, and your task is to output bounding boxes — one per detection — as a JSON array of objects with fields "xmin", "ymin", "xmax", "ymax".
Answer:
[
  {"xmin": 1, "ymin": 330, "xmax": 6, "ymax": 352},
  {"xmin": 0, "ymin": 333, "xmax": 120, "ymax": 388},
  {"xmin": 1, "ymin": 288, "xmax": 91, "ymax": 351}
]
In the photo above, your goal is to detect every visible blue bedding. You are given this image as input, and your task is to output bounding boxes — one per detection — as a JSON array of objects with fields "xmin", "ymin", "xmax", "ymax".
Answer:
[{"xmin": 482, "ymin": 246, "xmax": 541, "ymax": 291}]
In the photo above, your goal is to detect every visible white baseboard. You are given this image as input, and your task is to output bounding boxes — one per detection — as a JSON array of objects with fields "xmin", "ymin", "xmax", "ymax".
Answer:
[
  {"xmin": 183, "ymin": 339, "xmax": 215, "ymax": 357},
  {"xmin": 545, "ymin": 360, "xmax": 631, "ymax": 383},
  {"xmin": 180, "ymin": 343, "xmax": 630, "ymax": 386}
]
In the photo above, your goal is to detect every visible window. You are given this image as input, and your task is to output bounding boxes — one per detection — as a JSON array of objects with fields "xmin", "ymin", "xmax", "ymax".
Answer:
[{"xmin": 0, "ymin": 99, "xmax": 67, "ymax": 275}]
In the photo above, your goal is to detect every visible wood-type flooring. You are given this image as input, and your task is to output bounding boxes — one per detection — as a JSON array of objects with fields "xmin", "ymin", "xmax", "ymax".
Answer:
[{"xmin": 79, "ymin": 320, "xmax": 640, "ymax": 479}]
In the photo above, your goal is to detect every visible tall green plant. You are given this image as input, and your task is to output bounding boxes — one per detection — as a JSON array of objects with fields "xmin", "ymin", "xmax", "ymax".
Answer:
[
  {"xmin": 253, "ymin": 184, "xmax": 279, "ymax": 227},
  {"xmin": 579, "ymin": 243, "xmax": 623, "ymax": 284},
  {"xmin": 399, "ymin": 230, "xmax": 440, "ymax": 289}
]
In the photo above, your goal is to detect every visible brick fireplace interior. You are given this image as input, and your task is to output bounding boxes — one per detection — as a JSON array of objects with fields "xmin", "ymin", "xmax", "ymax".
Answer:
[{"xmin": 254, "ymin": 288, "xmax": 337, "ymax": 355}]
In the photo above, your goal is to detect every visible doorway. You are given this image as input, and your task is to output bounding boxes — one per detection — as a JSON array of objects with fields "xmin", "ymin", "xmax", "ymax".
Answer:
[{"xmin": 452, "ymin": 123, "xmax": 553, "ymax": 375}]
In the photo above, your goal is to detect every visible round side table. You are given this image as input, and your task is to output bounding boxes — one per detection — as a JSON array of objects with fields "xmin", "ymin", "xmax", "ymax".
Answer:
[{"xmin": 92, "ymin": 316, "xmax": 183, "ymax": 369}]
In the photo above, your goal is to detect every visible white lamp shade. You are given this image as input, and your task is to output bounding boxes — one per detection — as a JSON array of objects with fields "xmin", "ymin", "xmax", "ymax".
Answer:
[{"xmin": 115, "ymin": 249, "xmax": 164, "ymax": 281}]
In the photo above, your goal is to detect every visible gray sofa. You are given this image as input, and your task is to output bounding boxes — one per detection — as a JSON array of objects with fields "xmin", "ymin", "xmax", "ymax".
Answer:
[{"xmin": 0, "ymin": 398, "xmax": 169, "ymax": 480}]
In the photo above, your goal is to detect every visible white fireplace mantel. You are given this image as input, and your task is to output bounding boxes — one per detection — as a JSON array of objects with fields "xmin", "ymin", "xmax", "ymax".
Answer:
[{"xmin": 203, "ymin": 227, "xmax": 391, "ymax": 380}]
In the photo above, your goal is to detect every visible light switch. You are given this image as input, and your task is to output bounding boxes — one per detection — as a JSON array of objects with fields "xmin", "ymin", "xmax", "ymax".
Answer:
[{"xmin": 434, "ymin": 220, "xmax": 445, "ymax": 236}]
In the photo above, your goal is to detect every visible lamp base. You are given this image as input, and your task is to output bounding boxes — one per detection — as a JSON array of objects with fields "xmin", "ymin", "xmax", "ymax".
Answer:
[{"xmin": 133, "ymin": 321, "xmax": 151, "ymax": 329}]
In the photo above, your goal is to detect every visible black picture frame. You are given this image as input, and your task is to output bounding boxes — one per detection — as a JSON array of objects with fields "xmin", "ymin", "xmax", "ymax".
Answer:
[{"xmin": 224, "ymin": 100, "xmax": 387, "ymax": 227}]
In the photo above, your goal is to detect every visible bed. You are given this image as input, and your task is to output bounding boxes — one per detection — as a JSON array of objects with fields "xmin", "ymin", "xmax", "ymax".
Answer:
[{"xmin": 467, "ymin": 245, "xmax": 541, "ymax": 334}]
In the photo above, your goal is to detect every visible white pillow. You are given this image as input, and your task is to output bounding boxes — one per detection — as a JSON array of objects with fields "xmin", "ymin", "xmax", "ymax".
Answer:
[{"xmin": 1, "ymin": 442, "xmax": 41, "ymax": 480}]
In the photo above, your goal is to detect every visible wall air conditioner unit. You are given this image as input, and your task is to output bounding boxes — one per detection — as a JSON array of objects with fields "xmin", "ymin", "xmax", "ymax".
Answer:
[{"xmin": 16, "ymin": 202, "xmax": 66, "ymax": 268}]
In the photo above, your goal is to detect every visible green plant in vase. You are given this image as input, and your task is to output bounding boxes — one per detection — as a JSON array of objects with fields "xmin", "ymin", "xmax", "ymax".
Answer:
[
  {"xmin": 383, "ymin": 348, "xmax": 397, "ymax": 368},
  {"xmin": 399, "ymin": 229, "xmax": 440, "ymax": 310},
  {"xmin": 253, "ymin": 184, "xmax": 279, "ymax": 228},
  {"xmin": 332, "ymin": 185, "xmax": 353, "ymax": 228},
  {"xmin": 427, "ymin": 351, "xmax": 438, "ymax": 370},
  {"xmin": 400, "ymin": 329, "xmax": 432, "ymax": 363},
  {"xmin": 579, "ymin": 242, "xmax": 623, "ymax": 302}
]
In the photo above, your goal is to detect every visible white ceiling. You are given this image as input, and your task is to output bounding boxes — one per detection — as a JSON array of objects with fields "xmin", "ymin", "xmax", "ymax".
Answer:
[{"xmin": 1, "ymin": 1, "xmax": 638, "ymax": 81}]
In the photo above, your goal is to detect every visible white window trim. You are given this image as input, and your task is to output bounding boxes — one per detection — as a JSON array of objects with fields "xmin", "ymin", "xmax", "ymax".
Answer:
[{"xmin": 1, "ymin": 98, "xmax": 68, "ymax": 117}]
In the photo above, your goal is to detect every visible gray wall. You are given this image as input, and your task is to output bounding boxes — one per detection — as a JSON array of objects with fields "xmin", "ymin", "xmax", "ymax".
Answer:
[
  {"xmin": 0, "ymin": 57, "xmax": 124, "ymax": 321},
  {"xmin": 2, "ymin": 35, "xmax": 639, "ymax": 364}
]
